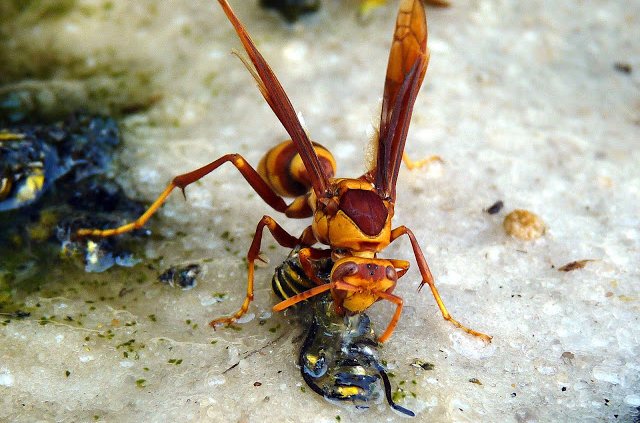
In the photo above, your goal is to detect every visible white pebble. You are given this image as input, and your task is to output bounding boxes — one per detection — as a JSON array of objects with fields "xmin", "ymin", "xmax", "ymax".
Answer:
[
  {"xmin": 625, "ymin": 394, "xmax": 640, "ymax": 407},
  {"xmin": 0, "ymin": 369, "xmax": 14, "ymax": 387},
  {"xmin": 592, "ymin": 366, "xmax": 620, "ymax": 384},
  {"xmin": 208, "ymin": 375, "xmax": 226, "ymax": 387},
  {"xmin": 79, "ymin": 355, "xmax": 94, "ymax": 363}
]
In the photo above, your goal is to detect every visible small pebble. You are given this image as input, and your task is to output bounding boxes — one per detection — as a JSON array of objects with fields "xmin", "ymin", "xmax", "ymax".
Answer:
[
  {"xmin": 486, "ymin": 200, "xmax": 504, "ymax": 215},
  {"xmin": 503, "ymin": 209, "xmax": 546, "ymax": 240}
]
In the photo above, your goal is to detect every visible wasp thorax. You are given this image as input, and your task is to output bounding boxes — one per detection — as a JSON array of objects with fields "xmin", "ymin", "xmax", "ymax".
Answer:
[
  {"xmin": 339, "ymin": 189, "xmax": 388, "ymax": 236},
  {"xmin": 312, "ymin": 179, "xmax": 394, "ymax": 252}
]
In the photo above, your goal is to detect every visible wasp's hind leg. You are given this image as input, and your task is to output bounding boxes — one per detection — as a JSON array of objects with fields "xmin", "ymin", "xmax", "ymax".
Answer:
[
  {"xmin": 76, "ymin": 153, "xmax": 304, "ymax": 238},
  {"xmin": 209, "ymin": 215, "xmax": 302, "ymax": 327},
  {"xmin": 401, "ymin": 152, "xmax": 443, "ymax": 170}
]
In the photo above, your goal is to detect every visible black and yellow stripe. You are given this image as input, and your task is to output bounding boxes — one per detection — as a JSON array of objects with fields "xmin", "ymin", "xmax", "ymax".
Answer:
[{"xmin": 271, "ymin": 247, "xmax": 332, "ymax": 301}]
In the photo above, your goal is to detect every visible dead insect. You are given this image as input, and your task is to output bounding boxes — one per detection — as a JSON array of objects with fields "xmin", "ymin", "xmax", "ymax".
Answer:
[
  {"xmin": 77, "ymin": 0, "xmax": 490, "ymax": 344},
  {"xmin": 260, "ymin": 0, "xmax": 320, "ymax": 23},
  {"xmin": 274, "ymin": 248, "xmax": 414, "ymax": 415},
  {"xmin": 0, "ymin": 114, "xmax": 145, "ymax": 274},
  {"xmin": 158, "ymin": 263, "xmax": 201, "ymax": 289},
  {"xmin": 271, "ymin": 246, "xmax": 333, "ymax": 302},
  {"xmin": 0, "ymin": 114, "xmax": 120, "ymax": 212},
  {"xmin": 301, "ymin": 295, "xmax": 415, "ymax": 416},
  {"xmin": 558, "ymin": 259, "xmax": 594, "ymax": 272},
  {"xmin": 613, "ymin": 62, "xmax": 632, "ymax": 75}
]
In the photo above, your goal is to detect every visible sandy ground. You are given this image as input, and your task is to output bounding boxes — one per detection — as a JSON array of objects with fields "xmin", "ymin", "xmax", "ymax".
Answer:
[{"xmin": 1, "ymin": 0, "xmax": 639, "ymax": 422}]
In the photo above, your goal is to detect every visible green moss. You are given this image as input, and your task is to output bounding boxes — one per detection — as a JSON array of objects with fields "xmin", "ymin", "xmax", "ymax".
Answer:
[
  {"xmin": 268, "ymin": 323, "xmax": 281, "ymax": 333},
  {"xmin": 0, "ymin": 0, "xmax": 77, "ymax": 25}
]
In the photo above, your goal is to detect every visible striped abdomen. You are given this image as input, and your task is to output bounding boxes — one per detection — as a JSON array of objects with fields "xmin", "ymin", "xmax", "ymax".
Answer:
[
  {"xmin": 257, "ymin": 139, "xmax": 336, "ymax": 198},
  {"xmin": 271, "ymin": 247, "xmax": 332, "ymax": 301}
]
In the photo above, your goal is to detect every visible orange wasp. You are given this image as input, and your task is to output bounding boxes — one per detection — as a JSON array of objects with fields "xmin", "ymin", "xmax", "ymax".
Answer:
[{"xmin": 78, "ymin": 0, "xmax": 490, "ymax": 344}]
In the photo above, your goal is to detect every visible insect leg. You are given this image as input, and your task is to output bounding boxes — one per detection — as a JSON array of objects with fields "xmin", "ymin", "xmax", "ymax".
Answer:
[
  {"xmin": 76, "ymin": 153, "xmax": 297, "ymax": 238},
  {"xmin": 390, "ymin": 226, "xmax": 492, "ymax": 343},
  {"xmin": 297, "ymin": 247, "xmax": 332, "ymax": 286},
  {"xmin": 379, "ymin": 369, "xmax": 416, "ymax": 417},
  {"xmin": 272, "ymin": 283, "xmax": 334, "ymax": 312},
  {"xmin": 375, "ymin": 291, "xmax": 403, "ymax": 343},
  {"xmin": 210, "ymin": 215, "xmax": 299, "ymax": 327},
  {"xmin": 401, "ymin": 152, "xmax": 443, "ymax": 170}
]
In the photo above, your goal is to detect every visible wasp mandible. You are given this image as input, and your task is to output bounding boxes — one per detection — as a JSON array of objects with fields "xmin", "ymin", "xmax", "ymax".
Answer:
[{"xmin": 78, "ymin": 0, "xmax": 491, "ymax": 344}]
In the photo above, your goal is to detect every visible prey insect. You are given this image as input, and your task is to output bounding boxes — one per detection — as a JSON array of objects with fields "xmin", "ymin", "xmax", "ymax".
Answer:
[
  {"xmin": 77, "ymin": 0, "xmax": 490, "ymax": 344},
  {"xmin": 275, "ymin": 248, "xmax": 414, "ymax": 415}
]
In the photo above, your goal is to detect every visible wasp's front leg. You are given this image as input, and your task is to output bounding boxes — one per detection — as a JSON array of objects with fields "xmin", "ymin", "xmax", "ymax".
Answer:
[
  {"xmin": 209, "ymin": 215, "xmax": 302, "ymax": 327},
  {"xmin": 390, "ymin": 226, "xmax": 493, "ymax": 343}
]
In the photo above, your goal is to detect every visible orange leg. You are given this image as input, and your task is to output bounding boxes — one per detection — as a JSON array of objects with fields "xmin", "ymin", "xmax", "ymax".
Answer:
[
  {"xmin": 376, "ymin": 291, "xmax": 404, "ymax": 343},
  {"xmin": 402, "ymin": 152, "xmax": 443, "ymax": 170},
  {"xmin": 272, "ymin": 283, "xmax": 334, "ymax": 312},
  {"xmin": 330, "ymin": 281, "xmax": 403, "ymax": 343},
  {"xmin": 210, "ymin": 215, "xmax": 300, "ymax": 327},
  {"xmin": 390, "ymin": 226, "xmax": 492, "ymax": 343},
  {"xmin": 297, "ymin": 247, "xmax": 332, "ymax": 286},
  {"xmin": 76, "ymin": 153, "xmax": 309, "ymax": 238}
]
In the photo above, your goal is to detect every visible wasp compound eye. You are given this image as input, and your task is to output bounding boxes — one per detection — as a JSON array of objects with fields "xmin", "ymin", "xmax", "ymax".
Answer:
[
  {"xmin": 332, "ymin": 261, "xmax": 359, "ymax": 281},
  {"xmin": 385, "ymin": 265, "xmax": 397, "ymax": 281}
]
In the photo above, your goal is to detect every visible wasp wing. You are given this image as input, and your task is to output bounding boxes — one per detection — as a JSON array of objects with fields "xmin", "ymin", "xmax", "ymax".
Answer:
[
  {"xmin": 374, "ymin": 0, "xmax": 429, "ymax": 200},
  {"xmin": 217, "ymin": 0, "xmax": 329, "ymax": 196}
]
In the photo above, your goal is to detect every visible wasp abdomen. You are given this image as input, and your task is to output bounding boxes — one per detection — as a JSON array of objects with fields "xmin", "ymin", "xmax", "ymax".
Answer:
[{"xmin": 257, "ymin": 140, "xmax": 336, "ymax": 198}]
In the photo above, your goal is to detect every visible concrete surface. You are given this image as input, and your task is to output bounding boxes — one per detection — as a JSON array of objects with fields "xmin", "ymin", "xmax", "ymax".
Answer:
[{"xmin": 1, "ymin": 0, "xmax": 639, "ymax": 421}]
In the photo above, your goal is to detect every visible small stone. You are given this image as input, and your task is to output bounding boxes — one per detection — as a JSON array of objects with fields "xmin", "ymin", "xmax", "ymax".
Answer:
[
  {"xmin": 486, "ymin": 200, "xmax": 504, "ymax": 214},
  {"xmin": 624, "ymin": 394, "xmax": 640, "ymax": 407},
  {"xmin": 503, "ymin": 209, "xmax": 546, "ymax": 240},
  {"xmin": 0, "ymin": 369, "xmax": 14, "ymax": 387},
  {"xmin": 592, "ymin": 366, "xmax": 620, "ymax": 384}
]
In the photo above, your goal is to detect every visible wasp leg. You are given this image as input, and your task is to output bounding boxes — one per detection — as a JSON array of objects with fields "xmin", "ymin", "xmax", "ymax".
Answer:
[
  {"xmin": 272, "ymin": 282, "xmax": 334, "ymax": 312},
  {"xmin": 390, "ymin": 226, "xmax": 492, "ymax": 343},
  {"xmin": 375, "ymin": 291, "xmax": 404, "ymax": 344},
  {"xmin": 210, "ymin": 215, "xmax": 300, "ymax": 327},
  {"xmin": 76, "ymin": 153, "xmax": 308, "ymax": 238},
  {"xmin": 401, "ymin": 152, "xmax": 443, "ymax": 170},
  {"xmin": 297, "ymin": 247, "xmax": 332, "ymax": 286}
]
